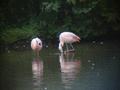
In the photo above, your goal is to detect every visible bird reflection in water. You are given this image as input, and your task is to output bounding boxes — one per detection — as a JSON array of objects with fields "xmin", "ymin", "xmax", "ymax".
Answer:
[
  {"xmin": 59, "ymin": 53, "xmax": 81, "ymax": 89},
  {"xmin": 32, "ymin": 57, "xmax": 43, "ymax": 90}
]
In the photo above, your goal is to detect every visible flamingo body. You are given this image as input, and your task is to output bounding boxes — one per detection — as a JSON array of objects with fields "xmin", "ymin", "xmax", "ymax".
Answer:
[
  {"xmin": 31, "ymin": 37, "xmax": 42, "ymax": 56},
  {"xmin": 59, "ymin": 32, "xmax": 80, "ymax": 53},
  {"xmin": 59, "ymin": 32, "xmax": 80, "ymax": 43}
]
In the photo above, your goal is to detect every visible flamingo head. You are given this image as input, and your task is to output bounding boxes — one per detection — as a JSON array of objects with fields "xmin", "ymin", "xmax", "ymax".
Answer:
[{"xmin": 35, "ymin": 38, "xmax": 42, "ymax": 47}]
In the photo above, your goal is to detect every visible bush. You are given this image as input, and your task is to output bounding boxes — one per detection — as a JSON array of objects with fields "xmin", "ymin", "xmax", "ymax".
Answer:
[{"xmin": 0, "ymin": 23, "xmax": 38, "ymax": 44}]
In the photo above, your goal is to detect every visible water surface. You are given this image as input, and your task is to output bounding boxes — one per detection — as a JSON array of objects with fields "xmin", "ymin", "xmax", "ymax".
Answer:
[{"xmin": 0, "ymin": 41, "xmax": 120, "ymax": 90}]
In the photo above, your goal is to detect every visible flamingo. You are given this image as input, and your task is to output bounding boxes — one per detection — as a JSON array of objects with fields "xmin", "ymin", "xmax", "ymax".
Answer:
[
  {"xmin": 31, "ymin": 37, "xmax": 42, "ymax": 56},
  {"xmin": 58, "ymin": 32, "xmax": 80, "ymax": 53}
]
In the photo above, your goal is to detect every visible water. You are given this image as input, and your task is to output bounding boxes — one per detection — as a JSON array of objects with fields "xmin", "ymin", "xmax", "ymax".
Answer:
[{"xmin": 0, "ymin": 41, "xmax": 120, "ymax": 90}]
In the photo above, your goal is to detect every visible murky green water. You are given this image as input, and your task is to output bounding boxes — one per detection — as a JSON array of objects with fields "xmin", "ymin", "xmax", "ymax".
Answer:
[{"xmin": 0, "ymin": 41, "xmax": 120, "ymax": 90}]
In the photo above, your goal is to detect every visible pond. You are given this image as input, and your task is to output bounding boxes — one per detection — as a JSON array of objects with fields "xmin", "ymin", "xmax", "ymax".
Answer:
[{"xmin": 0, "ymin": 41, "xmax": 120, "ymax": 90}]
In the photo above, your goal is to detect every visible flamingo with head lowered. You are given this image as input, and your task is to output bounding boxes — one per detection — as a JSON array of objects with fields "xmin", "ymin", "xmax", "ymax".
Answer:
[
  {"xmin": 31, "ymin": 37, "xmax": 42, "ymax": 56},
  {"xmin": 58, "ymin": 32, "xmax": 80, "ymax": 53}
]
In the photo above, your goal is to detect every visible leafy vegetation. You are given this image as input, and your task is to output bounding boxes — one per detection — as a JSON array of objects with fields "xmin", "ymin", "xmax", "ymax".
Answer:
[
  {"xmin": 0, "ymin": 0, "xmax": 119, "ymax": 44},
  {"xmin": 0, "ymin": 25, "xmax": 38, "ymax": 44}
]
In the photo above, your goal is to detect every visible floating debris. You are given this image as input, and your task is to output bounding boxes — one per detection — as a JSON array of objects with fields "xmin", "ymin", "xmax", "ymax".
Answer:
[
  {"xmin": 44, "ymin": 87, "xmax": 47, "ymax": 90},
  {"xmin": 91, "ymin": 66, "xmax": 94, "ymax": 70},
  {"xmin": 92, "ymin": 41, "xmax": 96, "ymax": 44},
  {"xmin": 92, "ymin": 63, "xmax": 95, "ymax": 66},
  {"xmin": 88, "ymin": 60, "xmax": 91, "ymax": 63},
  {"xmin": 23, "ymin": 45, "xmax": 26, "ymax": 47},
  {"xmin": 100, "ymin": 41, "xmax": 103, "ymax": 45},
  {"xmin": 8, "ymin": 50, "xmax": 10, "ymax": 53},
  {"xmin": 45, "ymin": 45, "xmax": 48, "ymax": 48},
  {"xmin": 15, "ymin": 46, "xmax": 19, "ymax": 48}
]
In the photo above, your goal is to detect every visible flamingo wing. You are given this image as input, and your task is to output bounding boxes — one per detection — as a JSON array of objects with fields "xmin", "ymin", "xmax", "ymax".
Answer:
[{"xmin": 60, "ymin": 32, "xmax": 80, "ymax": 43}]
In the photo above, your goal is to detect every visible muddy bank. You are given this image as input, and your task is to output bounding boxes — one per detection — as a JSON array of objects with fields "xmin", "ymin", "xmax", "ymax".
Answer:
[
  {"xmin": 0, "ymin": 38, "xmax": 58, "ymax": 52},
  {"xmin": 0, "ymin": 33, "xmax": 120, "ymax": 53}
]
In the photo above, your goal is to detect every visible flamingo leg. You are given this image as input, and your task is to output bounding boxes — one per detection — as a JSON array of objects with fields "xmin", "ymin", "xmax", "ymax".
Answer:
[
  {"xmin": 65, "ymin": 43, "xmax": 69, "ymax": 52},
  {"xmin": 35, "ymin": 50, "xmax": 39, "ymax": 57},
  {"xmin": 71, "ymin": 53, "xmax": 74, "ymax": 60},
  {"xmin": 70, "ymin": 43, "xmax": 75, "ymax": 51},
  {"xmin": 64, "ymin": 43, "xmax": 75, "ymax": 53},
  {"xmin": 65, "ymin": 43, "xmax": 75, "ymax": 52}
]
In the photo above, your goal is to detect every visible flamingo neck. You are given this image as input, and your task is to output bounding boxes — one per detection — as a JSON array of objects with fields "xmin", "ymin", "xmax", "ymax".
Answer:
[{"xmin": 59, "ymin": 42, "xmax": 63, "ymax": 53}]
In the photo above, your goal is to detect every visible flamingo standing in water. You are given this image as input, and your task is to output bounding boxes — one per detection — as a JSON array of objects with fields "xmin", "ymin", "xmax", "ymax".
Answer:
[
  {"xmin": 31, "ymin": 37, "xmax": 42, "ymax": 56},
  {"xmin": 58, "ymin": 32, "xmax": 80, "ymax": 53}
]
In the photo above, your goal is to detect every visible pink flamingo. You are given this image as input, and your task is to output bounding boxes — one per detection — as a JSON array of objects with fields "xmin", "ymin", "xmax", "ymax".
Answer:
[
  {"xmin": 58, "ymin": 32, "xmax": 80, "ymax": 53},
  {"xmin": 31, "ymin": 37, "xmax": 42, "ymax": 56}
]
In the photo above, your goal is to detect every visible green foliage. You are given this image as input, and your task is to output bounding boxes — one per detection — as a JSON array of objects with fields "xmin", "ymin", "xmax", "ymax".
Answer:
[
  {"xmin": 0, "ymin": 23, "xmax": 38, "ymax": 44},
  {"xmin": 72, "ymin": 0, "xmax": 99, "ymax": 14},
  {"xmin": 67, "ymin": 0, "xmax": 76, "ymax": 5},
  {"xmin": 42, "ymin": 1, "xmax": 60, "ymax": 12},
  {"xmin": 0, "ymin": 0, "xmax": 120, "ymax": 45}
]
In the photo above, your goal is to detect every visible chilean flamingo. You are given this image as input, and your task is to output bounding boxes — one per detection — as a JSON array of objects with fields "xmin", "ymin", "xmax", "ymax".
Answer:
[
  {"xmin": 58, "ymin": 32, "xmax": 80, "ymax": 53},
  {"xmin": 31, "ymin": 37, "xmax": 42, "ymax": 56}
]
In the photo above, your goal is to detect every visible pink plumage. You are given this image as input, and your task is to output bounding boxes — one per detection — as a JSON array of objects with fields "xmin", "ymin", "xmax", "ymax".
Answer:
[
  {"xmin": 59, "ymin": 32, "xmax": 80, "ymax": 43},
  {"xmin": 59, "ymin": 32, "xmax": 80, "ymax": 53},
  {"xmin": 31, "ymin": 37, "xmax": 42, "ymax": 56}
]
